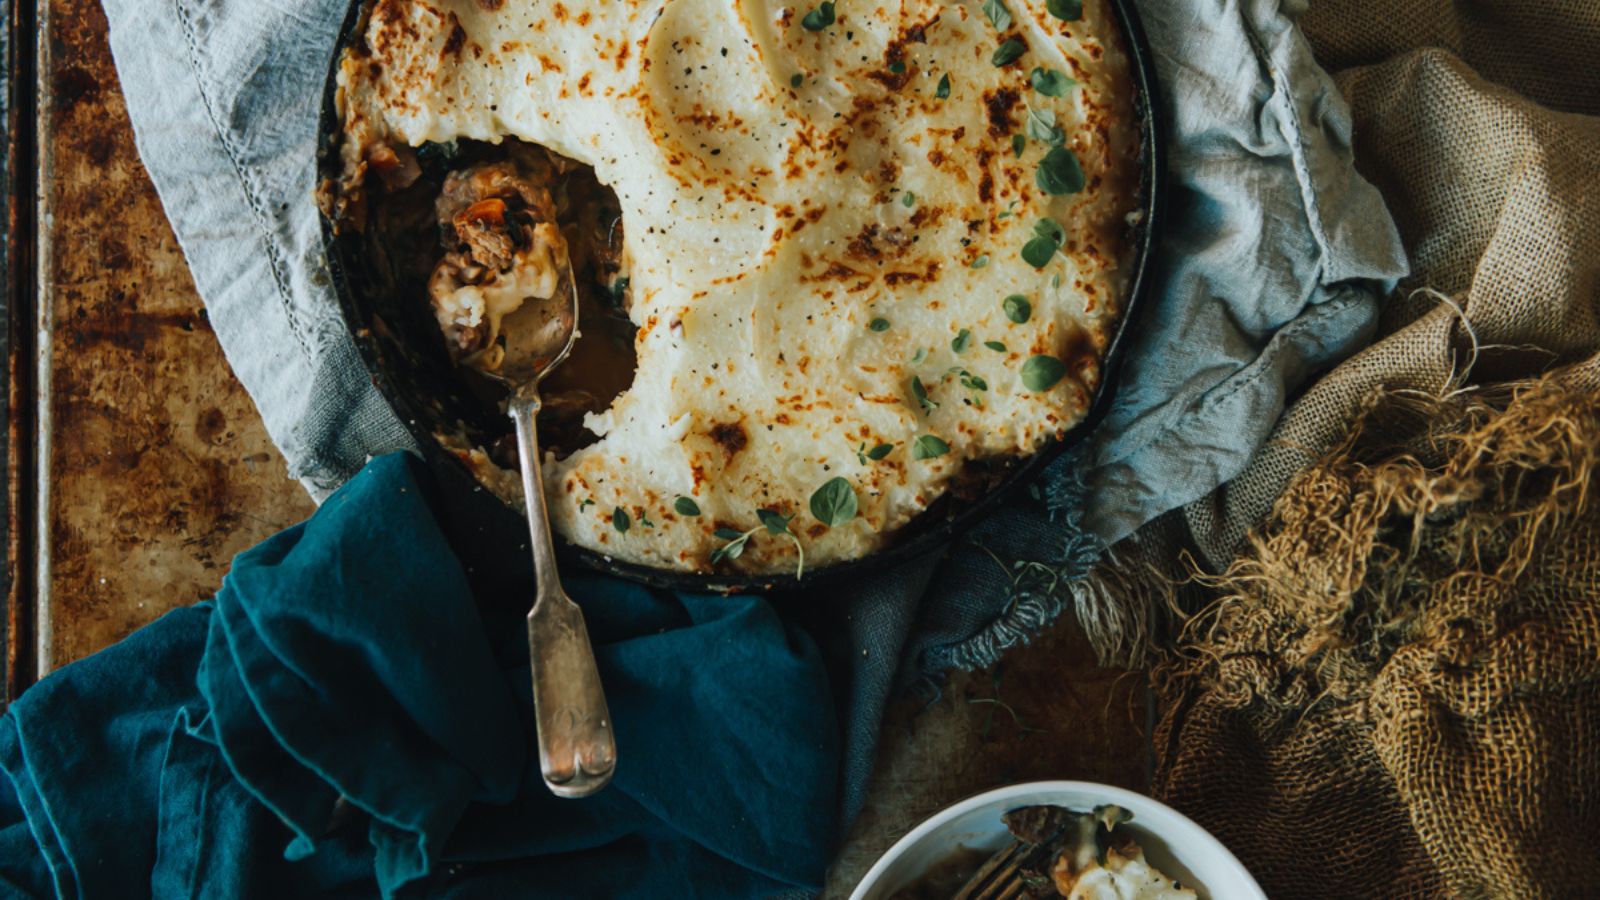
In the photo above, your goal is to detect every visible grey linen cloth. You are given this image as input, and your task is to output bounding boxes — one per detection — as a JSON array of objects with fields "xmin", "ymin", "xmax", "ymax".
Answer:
[{"xmin": 104, "ymin": 0, "xmax": 1406, "ymax": 837}]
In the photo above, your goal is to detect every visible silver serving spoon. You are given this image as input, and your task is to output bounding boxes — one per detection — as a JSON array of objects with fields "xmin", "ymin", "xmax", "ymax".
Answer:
[{"xmin": 487, "ymin": 247, "xmax": 616, "ymax": 799}]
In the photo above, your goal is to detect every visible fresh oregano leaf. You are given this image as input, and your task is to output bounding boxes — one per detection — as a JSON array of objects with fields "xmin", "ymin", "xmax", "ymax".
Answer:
[
  {"xmin": 982, "ymin": 0, "xmax": 1012, "ymax": 31},
  {"xmin": 911, "ymin": 434, "xmax": 951, "ymax": 460},
  {"xmin": 1035, "ymin": 145, "xmax": 1085, "ymax": 195},
  {"xmin": 1021, "ymin": 238, "xmax": 1056, "ymax": 268},
  {"xmin": 1026, "ymin": 107, "xmax": 1064, "ymax": 145},
  {"xmin": 1046, "ymin": 0, "xmax": 1083, "ymax": 22},
  {"xmin": 1021, "ymin": 354, "xmax": 1068, "ymax": 391},
  {"xmin": 809, "ymin": 477, "xmax": 859, "ymax": 526},
  {"xmin": 801, "ymin": 2, "xmax": 835, "ymax": 31},
  {"xmin": 1021, "ymin": 218, "xmax": 1066, "ymax": 268},
  {"xmin": 1033, "ymin": 216, "xmax": 1066, "ymax": 244},
  {"xmin": 991, "ymin": 37, "xmax": 1026, "ymax": 67},
  {"xmin": 1030, "ymin": 66, "xmax": 1075, "ymax": 97}
]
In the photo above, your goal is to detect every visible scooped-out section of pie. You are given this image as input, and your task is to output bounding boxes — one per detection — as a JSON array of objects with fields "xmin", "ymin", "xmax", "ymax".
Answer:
[{"xmin": 326, "ymin": 0, "xmax": 1142, "ymax": 575}]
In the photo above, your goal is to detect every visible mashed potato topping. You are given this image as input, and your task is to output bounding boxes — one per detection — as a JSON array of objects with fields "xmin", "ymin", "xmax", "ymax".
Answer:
[
  {"xmin": 336, "ymin": 0, "xmax": 1140, "ymax": 573},
  {"xmin": 1056, "ymin": 843, "xmax": 1197, "ymax": 899}
]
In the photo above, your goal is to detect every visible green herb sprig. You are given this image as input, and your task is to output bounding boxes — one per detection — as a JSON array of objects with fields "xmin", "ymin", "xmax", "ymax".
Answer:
[
  {"xmin": 710, "ymin": 509, "xmax": 809, "ymax": 578},
  {"xmin": 710, "ymin": 527, "xmax": 755, "ymax": 564},
  {"xmin": 942, "ymin": 366, "xmax": 988, "ymax": 406},
  {"xmin": 857, "ymin": 442, "xmax": 894, "ymax": 464}
]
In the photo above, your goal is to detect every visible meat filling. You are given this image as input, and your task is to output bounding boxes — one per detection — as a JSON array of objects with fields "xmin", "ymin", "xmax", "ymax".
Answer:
[
  {"xmin": 409, "ymin": 140, "xmax": 637, "ymax": 460},
  {"xmin": 427, "ymin": 161, "xmax": 566, "ymax": 367}
]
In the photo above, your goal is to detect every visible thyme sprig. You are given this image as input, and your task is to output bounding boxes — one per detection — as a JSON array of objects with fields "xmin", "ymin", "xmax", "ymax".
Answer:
[{"xmin": 710, "ymin": 509, "xmax": 808, "ymax": 578}]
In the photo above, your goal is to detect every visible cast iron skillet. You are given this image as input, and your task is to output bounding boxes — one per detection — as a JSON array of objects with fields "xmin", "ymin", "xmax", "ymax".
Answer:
[{"xmin": 315, "ymin": 0, "xmax": 1164, "ymax": 593}]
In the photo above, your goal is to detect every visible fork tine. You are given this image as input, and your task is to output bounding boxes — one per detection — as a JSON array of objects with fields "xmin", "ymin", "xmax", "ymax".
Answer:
[
  {"xmin": 955, "ymin": 839, "xmax": 1057, "ymax": 900},
  {"xmin": 952, "ymin": 840, "xmax": 1027, "ymax": 900},
  {"xmin": 978, "ymin": 847, "xmax": 1039, "ymax": 900},
  {"xmin": 989, "ymin": 882, "xmax": 1029, "ymax": 900}
]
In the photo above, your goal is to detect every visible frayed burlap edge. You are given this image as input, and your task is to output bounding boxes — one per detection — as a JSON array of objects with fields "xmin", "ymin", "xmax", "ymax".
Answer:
[
  {"xmin": 1150, "ymin": 370, "xmax": 1600, "ymax": 897},
  {"xmin": 1161, "ymin": 374, "xmax": 1598, "ymax": 688}
]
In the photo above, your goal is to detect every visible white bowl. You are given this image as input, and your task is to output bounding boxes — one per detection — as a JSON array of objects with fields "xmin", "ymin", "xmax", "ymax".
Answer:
[{"xmin": 849, "ymin": 781, "xmax": 1266, "ymax": 900}]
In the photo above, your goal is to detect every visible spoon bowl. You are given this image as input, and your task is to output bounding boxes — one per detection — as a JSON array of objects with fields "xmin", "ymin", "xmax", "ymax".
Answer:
[{"xmin": 486, "ymin": 275, "xmax": 579, "ymax": 389}]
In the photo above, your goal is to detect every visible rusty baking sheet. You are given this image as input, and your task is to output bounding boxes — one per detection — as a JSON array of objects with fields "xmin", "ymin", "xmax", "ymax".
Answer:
[
  {"xmin": 9, "ymin": 0, "xmax": 314, "ymax": 693},
  {"xmin": 5, "ymin": 0, "xmax": 37, "ymax": 703}
]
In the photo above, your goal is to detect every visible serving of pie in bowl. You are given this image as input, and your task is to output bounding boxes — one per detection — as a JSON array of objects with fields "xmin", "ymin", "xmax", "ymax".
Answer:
[{"xmin": 317, "ymin": 0, "xmax": 1160, "ymax": 587}]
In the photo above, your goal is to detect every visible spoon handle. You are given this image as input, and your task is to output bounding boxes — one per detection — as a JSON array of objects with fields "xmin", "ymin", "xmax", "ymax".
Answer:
[{"xmin": 509, "ymin": 390, "xmax": 616, "ymax": 798}]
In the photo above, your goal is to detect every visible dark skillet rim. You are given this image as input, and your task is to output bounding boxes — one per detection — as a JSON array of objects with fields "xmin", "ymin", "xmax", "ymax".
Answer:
[{"xmin": 315, "ymin": 0, "xmax": 1165, "ymax": 593}]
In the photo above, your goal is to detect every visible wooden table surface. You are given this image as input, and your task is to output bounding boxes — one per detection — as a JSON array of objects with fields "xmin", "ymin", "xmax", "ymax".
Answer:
[{"xmin": 5, "ymin": 1, "xmax": 1151, "ymax": 892}]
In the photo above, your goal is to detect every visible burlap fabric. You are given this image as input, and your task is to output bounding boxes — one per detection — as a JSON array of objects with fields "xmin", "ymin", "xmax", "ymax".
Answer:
[{"xmin": 1142, "ymin": 1, "xmax": 1600, "ymax": 896}]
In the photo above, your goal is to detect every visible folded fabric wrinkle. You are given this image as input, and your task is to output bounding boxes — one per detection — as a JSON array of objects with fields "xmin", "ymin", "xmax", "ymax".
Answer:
[{"xmin": 0, "ymin": 454, "xmax": 839, "ymax": 899}]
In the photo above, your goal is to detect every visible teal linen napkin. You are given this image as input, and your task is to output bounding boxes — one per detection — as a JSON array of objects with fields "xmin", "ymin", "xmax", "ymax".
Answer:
[{"xmin": 0, "ymin": 453, "xmax": 838, "ymax": 898}]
